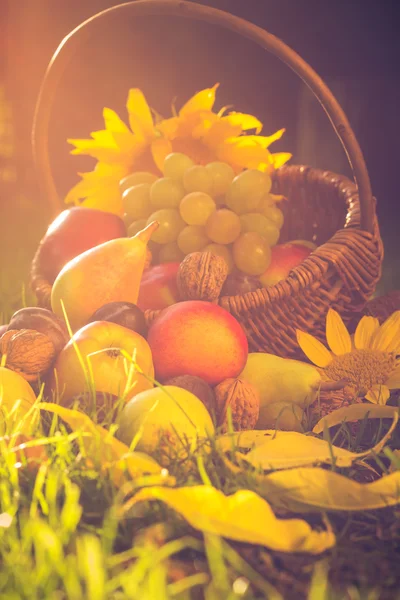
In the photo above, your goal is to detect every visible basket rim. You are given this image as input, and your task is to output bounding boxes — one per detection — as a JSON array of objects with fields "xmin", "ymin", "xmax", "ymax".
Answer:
[{"xmin": 32, "ymin": 0, "xmax": 374, "ymax": 232}]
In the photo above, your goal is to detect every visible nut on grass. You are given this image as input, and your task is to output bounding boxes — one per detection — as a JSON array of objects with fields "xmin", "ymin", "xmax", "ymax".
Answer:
[
  {"xmin": 0, "ymin": 328, "xmax": 56, "ymax": 382},
  {"xmin": 177, "ymin": 251, "xmax": 228, "ymax": 302},
  {"xmin": 214, "ymin": 377, "xmax": 260, "ymax": 431}
]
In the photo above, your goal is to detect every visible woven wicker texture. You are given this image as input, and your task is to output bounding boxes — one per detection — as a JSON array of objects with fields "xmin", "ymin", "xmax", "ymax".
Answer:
[
  {"xmin": 31, "ymin": 164, "xmax": 383, "ymax": 359},
  {"xmin": 29, "ymin": 0, "xmax": 384, "ymax": 360}
]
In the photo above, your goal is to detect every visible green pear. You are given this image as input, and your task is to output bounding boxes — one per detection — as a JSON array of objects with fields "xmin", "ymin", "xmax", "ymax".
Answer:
[
  {"xmin": 239, "ymin": 353, "xmax": 322, "ymax": 429},
  {"xmin": 51, "ymin": 221, "xmax": 157, "ymax": 331}
]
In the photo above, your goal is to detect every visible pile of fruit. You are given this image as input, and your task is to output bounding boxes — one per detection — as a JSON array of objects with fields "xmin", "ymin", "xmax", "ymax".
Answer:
[
  {"xmin": 0, "ymin": 182, "xmax": 324, "ymax": 455},
  {"xmin": 121, "ymin": 153, "xmax": 314, "ymax": 289}
]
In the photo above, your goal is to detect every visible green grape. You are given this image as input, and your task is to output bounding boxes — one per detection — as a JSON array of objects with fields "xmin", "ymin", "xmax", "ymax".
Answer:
[
  {"xmin": 146, "ymin": 209, "xmax": 185, "ymax": 244},
  {"xmin": 122, "ymin": 183, "xmax": 153, "ymax": 221},
  {"xmin": 263, "ymin": 204, "xmax": 284, "ymax": 230},
  {"xmin": 179, "ymin": 192, "xmax": 216, "ymax": 225},
  {"xmin": 183, "ymin": 165, "xmax": 213, "ymax": 194},
  {"xmin": 163, "ymin": 153, "xmax": 194, "ymax": 180},
  {"xmin": 239, "ymin": 213, "xmax": 280, "ymax": 246},
  {"xmin": 205, "ymin": 161, "xmax": 235, "ymax": 197},
  {"xmin": 226, "ymin": 169, "xmax": 272, "ymax": 215},
  {"xmin": 150, "ymin": 177, "xmax": 185, "ymax": 209},
  {"xmin": 233, "ymin": 232, "xmax": 271, "ymax": 276},
  {"xmin": 127, "ymin": 218, "xmax": 147, "ymax": 237},
  {"xmin": 177, "ymin": 225, "xmax": 209, "ymax": 254},
  {"xmin": 204, "ymin": 243, "xmax": 234, "ymax": 273},
  {"xmin": 205, "ymin": 209, "xmax": 242, "ymax": 245},
  {"xmin": 158, "ymin": 242, "xmax": 185, "ymax": 263},
  {"xmin": 120, "ymin": 171, "xmax": 158, "ymax": 193}
]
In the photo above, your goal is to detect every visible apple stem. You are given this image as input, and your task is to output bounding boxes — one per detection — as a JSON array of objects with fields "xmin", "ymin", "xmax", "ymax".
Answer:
[{"xmin": 135, "ymin": 220, "xmax": 159, "ymax": 244}]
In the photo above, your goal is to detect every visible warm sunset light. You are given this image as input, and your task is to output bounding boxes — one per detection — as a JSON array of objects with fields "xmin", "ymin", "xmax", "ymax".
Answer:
[{"xmin": 0, "ymin": 1, "xmax": 399, "ymax": 597}]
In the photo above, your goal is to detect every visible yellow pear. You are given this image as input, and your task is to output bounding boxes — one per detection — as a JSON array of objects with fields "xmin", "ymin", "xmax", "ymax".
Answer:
[
  {"xmin": 51, "ymin": 221, "xmax": 158, "ymax": 331},
  {"xmin": 239, "ymin": 353, "xmax": 322, "ymax": 428}
]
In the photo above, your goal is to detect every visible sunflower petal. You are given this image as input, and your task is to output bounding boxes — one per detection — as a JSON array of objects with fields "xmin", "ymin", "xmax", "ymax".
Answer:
[
  {"xmin": 370, "ymin": 311, "xmax": 400, "ymax": 353},
  {"xmin": 151, "ymin": 137, "xmax": 173, "ymax": 172},
  {"xmin": 218, "ymin": 140, "xmax": 273, "ymax": 171},
  {"xmin": 326, "ymin": 309, "xmax": 352, "ymax": 355},
  {"xmin": 103, "ymin": 107, "xmax": 130, "ymax": 134},
  {"xmin": 202, "ymin": 121, "xmax": 242, "ymax": 146},
  {"xmin": 364, "ymin": 384, "xmax": 391, "ymax": 405},
  {"xmin": 354, "ymin": 316, "xmax": 380, "ymax": 349},
  {"xmin": 179, "ymin": 84, "xmax": 219, "ymax": 116},
  {"xmin": 81, "ymin": 192, "xmax": 124, "ymax": 216},
  {"xmin": 386, "ymin": 364, "xmax": 400, "ymax": 389},
  {"xmin": 222, "ymin": 113, "xmax": 263, "ymax": 133},
  {"xmin": 126, "ymin": 89, "xmax": 154, "ymax": 140},
  {"xmin": 156, "ymin": 117, "xmax": 180, "ymax": 140},
  {"xmin": 270, "ymin": 152, "xmax": 292, "ymax": 169},
  {"xmin": 235, "ymin": 130, "xmax": 285, "ymax": 148},
  {"xmin": 296, "ymin": 330, "xmax": 332, "ymax": 367}
]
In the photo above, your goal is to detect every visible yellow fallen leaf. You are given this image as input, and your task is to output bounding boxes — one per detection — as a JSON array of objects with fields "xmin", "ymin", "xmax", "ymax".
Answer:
[
  {"xmin": 218, "ymin": 404, "xmax": 398, "ymax": 470},
  {"xmin": 259, "ymin": 468, "xmax": 400, "ymax": 512},
  {"xmin": 239, "ymin": 432, "xmax": 367, "ymax": 469},
  {"xmin": 218, "ymin": 430, "xmax": 274, "ymax": 452},
  {"xmin": 313, "ymin": 404, "xmax": 399, "ymax": 434},
  {"xmin": 123, "ymin": 485, "xmax": 335, "ymax": 554},
  {"xmin": 39, "ymin": 403, "xmax": 163, "ymax": 485}
]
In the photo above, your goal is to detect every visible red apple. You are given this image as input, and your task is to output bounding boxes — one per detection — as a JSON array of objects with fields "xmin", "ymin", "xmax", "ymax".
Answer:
[
  {"xmin": 36, "ymin": 207, "xmax": 127, "ymax": 283},
  {"xmin": 137, "ymin": 262, "xmax": 180, "ymax": 311},
  {"xmin": 147, "ymin": 300, "xmax": 248, "ymax": 385},
  {"xmin": 259, "ymin": 242, "xmax": 312, "ymax": 287}
]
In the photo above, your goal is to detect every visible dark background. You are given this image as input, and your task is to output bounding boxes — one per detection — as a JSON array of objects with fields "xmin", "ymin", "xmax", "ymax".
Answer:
[{"xmin": 1, "ymin": 0, "xmax": 399, "ymax": 289}]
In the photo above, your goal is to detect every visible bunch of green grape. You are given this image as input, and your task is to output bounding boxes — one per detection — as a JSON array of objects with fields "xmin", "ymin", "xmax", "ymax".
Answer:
[{"xmin": 120, "ymin": 152, "xmax": 285, "ymax": 277}]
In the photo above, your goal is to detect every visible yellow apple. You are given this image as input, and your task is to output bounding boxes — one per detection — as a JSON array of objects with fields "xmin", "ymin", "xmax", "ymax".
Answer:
[
  {"xmin": 0, "ymin": 367, "xmax": 38, "ymax": 435},
  {"xmin": 116, "ymin": 385, "xmax": 214, "ymax": 456},
  {"xmin": 47, "ymin": 321, "xmax": 154, "ymax": 406}
]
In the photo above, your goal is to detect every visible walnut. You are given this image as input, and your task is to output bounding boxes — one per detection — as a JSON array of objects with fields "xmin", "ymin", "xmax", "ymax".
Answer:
[
  {"xmin": 214, "ymin": 378, "xmax": 260, "ymax": 431},
  {"xmin": 165, "ymin": 375, "xmax": 216, "ymax": 418},
  {"xmin": 8, "ymin": 307, "xmax": 68, "ymax": 354},
  {"xmin": 0, "ymin": 329, "xmax": 56, "ymax": 382},
  {"xmin": 177, "ymin": 252, "xmax": 228, "ymax": 302}
]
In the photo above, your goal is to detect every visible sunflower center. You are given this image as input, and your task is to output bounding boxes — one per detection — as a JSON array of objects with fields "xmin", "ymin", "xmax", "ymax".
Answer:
[{"xmin": 324, "ymin": 349, "xmax": 397, "ymax": 395}]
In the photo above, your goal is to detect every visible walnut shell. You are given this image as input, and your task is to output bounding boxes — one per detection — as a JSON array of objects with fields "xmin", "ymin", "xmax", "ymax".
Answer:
[
  {"xmin": 8, "ymin": 307, "xmax": 68, "ymax": 354},
  {"xmin": 214, "ymin": 377, "xmax": 260, "ymax": 431},
  {"xmin": 0, "ymin": 329, "xmax": 56, "ymax": 382},
  {"xmin": 164, "ymin": 375, "xmax": 215, "ymax": 417},
  {"xmin": 177, "ymin": 251, "xmax": 228, "ymax": 302}
]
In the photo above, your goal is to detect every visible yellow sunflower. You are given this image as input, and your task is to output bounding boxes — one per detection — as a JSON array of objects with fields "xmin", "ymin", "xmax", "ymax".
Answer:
[
  {"xmin": 296, "ymin": 309, "xmax": 400, "ymax": 405},
  {"xmin": 65, "ymin": 84, "xmax": 291, "ymax": 215}
]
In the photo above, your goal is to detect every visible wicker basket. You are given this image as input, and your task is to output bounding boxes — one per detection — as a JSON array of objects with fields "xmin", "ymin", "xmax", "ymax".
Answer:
[{"xmin": 30, "ymin": 0, "xmax": 383, "ymax": 360}]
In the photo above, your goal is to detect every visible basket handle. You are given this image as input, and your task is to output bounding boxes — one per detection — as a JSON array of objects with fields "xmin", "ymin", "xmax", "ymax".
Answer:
[{"xmin": 32, "ymin": 0, "xmax": 375, "ymax": 233}]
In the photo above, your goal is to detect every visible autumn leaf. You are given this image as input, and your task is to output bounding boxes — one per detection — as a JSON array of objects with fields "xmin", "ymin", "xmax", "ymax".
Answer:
[
  {"xmin": 312, "ymin": 403, "xmax": 399, "ymax": 434},
  {"xmin": 258, "ymin": 468, "xmax": 400, "ymax": 512},
  {"xmin": 218, "ymin": 404, "xmax": 398, "ymax": 470},
  {"xmin": 238, "ymin": 432, "xmax": 370, "ymax": 469},
  {"xmin": 39, "ymin": 403, "xmax": 166, "ymax": 486},
  {"xmin": 122, "ymin": 485, "xmax": 335, "ymax": 554}
]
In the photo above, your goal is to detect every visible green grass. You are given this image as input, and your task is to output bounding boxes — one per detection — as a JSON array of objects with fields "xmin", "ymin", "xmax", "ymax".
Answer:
[
  {"xmin": 1, "ymin": 90, "xmax": 400, "ymax": 600},
  {"xmin": 0, "ymin": 361, "xmax": 400, "ymax": 600},
  {"xmin": 0, "ymin": 196, "xmax": 400, "ymax": 598}
]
